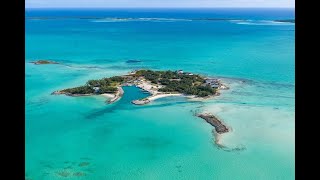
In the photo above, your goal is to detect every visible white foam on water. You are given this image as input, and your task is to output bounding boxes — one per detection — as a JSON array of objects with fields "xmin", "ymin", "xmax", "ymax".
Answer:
[{"xmin": 232, "ymin": 20, "xmax": 294, "ymax": 26}]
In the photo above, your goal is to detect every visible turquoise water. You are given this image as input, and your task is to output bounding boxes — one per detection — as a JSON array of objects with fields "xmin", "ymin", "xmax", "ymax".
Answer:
[{"xmin": 26, "ymin": 9, "xmax": 295, "ymax": 179}]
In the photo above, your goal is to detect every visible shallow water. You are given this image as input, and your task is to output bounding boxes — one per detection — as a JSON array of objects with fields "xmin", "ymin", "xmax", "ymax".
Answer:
[{"xmin": 26, "ymin": 8, "xmax": 294, "ymax": 180}]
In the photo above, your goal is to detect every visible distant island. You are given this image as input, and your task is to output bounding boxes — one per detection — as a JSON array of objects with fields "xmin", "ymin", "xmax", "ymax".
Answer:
[
  {"xmin": 31, "ymin": 60, "xmax": 59, "ymax": 65},
  {"xmin": 126, "ymin": 59, "xmax": 142, "ymax": 63},
  {"xmin": 52, "ymin": 69, "xmax": 228, "ymax": 105},
  {"xmin": 274, "ymin": 19, "xmax": 295, "ymax": 23}
]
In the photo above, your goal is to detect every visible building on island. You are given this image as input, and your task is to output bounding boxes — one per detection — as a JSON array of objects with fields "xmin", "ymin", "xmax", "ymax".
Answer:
[
  {"xmin": 205, "ymin": 78, "xmax": 220, "ymax": 88},
  {"xmin": 177, "ymin": 70, "xmax": 184, "ymax": 74},
  {"xmin": 176, "ymin": 70, "xmax": 193, "ymax": 76},
  {"xmin": 93, "ymin": 87, "xmax": 100, "ymax": 93}
]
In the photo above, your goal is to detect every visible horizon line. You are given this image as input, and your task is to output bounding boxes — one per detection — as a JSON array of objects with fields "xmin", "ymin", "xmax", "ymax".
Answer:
[{"xmin": 25, "ymin": 7, "xmax": 295, "ymax": 9}]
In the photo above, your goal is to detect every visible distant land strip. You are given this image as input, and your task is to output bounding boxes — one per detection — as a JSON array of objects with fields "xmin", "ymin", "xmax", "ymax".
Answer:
[{"xmin": 26, "ymin": 16, "xmax": 294, "ymax": 23}]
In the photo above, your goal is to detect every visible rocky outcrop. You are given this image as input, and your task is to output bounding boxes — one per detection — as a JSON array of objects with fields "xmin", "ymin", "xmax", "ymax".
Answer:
[
  {"xmin": 131, "ymin": 98, "xmax": 151, "ymax": 105},
  {"xmin": 197, "ymin": 113, "xmax": 229, "ymax": 134},
  {"xmin": 32, "ymin": 60, "xmax": 59, "ymax": 65}
]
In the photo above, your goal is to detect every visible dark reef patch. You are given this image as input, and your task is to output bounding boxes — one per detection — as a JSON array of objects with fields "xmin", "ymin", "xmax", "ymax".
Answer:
[
  {"xmin": 73, "ymin": 172, "xmax": 86, "ymax": 177},
  {"xmin": 107, "ymin": 65, "xmax": 133, "ymax": 70},
  {"xmin": 78, "ymin": 162, "xmax": 90, "ymax": 167},
  {"xmin": 26, "ymin": 97, "xmax": 51, "ymax": 113},
  {"xmin": 175, "ymin": 164, "xmax": 182, "ymax": 173},
  {"xmin": 218, "ymin": 144, "xmax": 247, "ymax": 153},
  {"xmin": 84, "ymin": 106, "xmax": 118, "ymax": 119},
  {"xmin": 126, "ymin": 59, "xmax": 142, "ymax": 63},
  {"xmin": 56, "ymin": 170, "xmax": 71, "ymax": 177},
  {"xmin": 39, "ymin": 158, "xmax": 93, "ymax": 178}
]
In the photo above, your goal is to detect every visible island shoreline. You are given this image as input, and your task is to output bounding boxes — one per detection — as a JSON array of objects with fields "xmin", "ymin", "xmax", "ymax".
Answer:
[{"xmin": 52, "ymin": 69, "xmax": 229, "ymax": 105}]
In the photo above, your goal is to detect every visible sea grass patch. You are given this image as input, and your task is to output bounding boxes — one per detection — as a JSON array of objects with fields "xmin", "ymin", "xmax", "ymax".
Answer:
[{"xmin": 78, "ymin": 162, "xmax": 90, "ymax": 167}]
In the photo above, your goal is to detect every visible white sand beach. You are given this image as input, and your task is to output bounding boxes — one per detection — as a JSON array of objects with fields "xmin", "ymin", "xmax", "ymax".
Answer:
[
  {"xmin": 147, "ymin": 93, "xmax": 182, "ymax": 101},
  {"xmin": 101, "ymin": 93, "xmax": 115, "ymax": 98}
]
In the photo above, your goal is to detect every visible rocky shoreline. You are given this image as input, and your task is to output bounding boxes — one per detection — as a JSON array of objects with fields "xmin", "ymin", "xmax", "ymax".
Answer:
[
  {"xmin": 51, "ymin": 91, "xmax": 92, "ymax": 96},
  {"xmin": 197, "ymin": 113, "xmax": 229, "ymax": 133},
  {"xmin": 196, "ymin": 112, "xmax": 230, "ymax": 146},
  {"xmin": 132, "ymin": 98, "xmax": 151, "ymax": 105}
]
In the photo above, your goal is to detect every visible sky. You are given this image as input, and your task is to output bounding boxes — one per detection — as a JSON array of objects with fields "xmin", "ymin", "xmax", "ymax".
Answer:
[{"xmin": 26, "ymin": 0, "xmax": 295, "ymax": 8}]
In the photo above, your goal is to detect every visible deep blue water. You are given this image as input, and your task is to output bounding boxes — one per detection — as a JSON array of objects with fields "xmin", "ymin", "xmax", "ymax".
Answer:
[{"xmin": 26, "ymin": 8, "xmax": 294, "ymax": 20}]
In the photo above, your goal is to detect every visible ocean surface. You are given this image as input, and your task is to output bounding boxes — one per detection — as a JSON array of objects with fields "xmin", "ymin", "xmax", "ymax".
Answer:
[{"xmin": 25, "ymin": 8, "xmax": 295, "ymax": 180}]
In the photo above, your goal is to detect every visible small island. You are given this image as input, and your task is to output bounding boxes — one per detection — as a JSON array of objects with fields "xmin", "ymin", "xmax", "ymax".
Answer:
[
  {"xmin": 274, "ymin": 19, "xmax": 295, "ymax": 23},
  {"xmin": 197, "ymin": 112, "xmax": 230, "ymax": 146},
  {"xmin": 126, "ymin": 59, "xmax": 142, "ymax": 63},
  {"xmin": 52, "ymin": 69, "xmax": 231, "ymax": 146},
  {"xmin": 52, "ymin": 69, "xmax": 228, "ymax": 105},
  {"xmin": 31, "ymin": 60, "xmax": 60, "ymax": 65}
]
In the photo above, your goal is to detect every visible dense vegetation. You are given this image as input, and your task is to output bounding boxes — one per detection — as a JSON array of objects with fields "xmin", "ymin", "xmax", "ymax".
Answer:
[
  {"xmin": 61, "ymin": 70, "xmax": 217, "ymax": 97},
  {"xmin": 61, "ymin": 85, "xmax": 95, "ymax": 94},
  {"xmin": 135, "ymin": 70, "xmax": 217, "ymax": 97},
  {"xmin": 61, "ymin": 76, "xmax": 124, "ymax": 94}
]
